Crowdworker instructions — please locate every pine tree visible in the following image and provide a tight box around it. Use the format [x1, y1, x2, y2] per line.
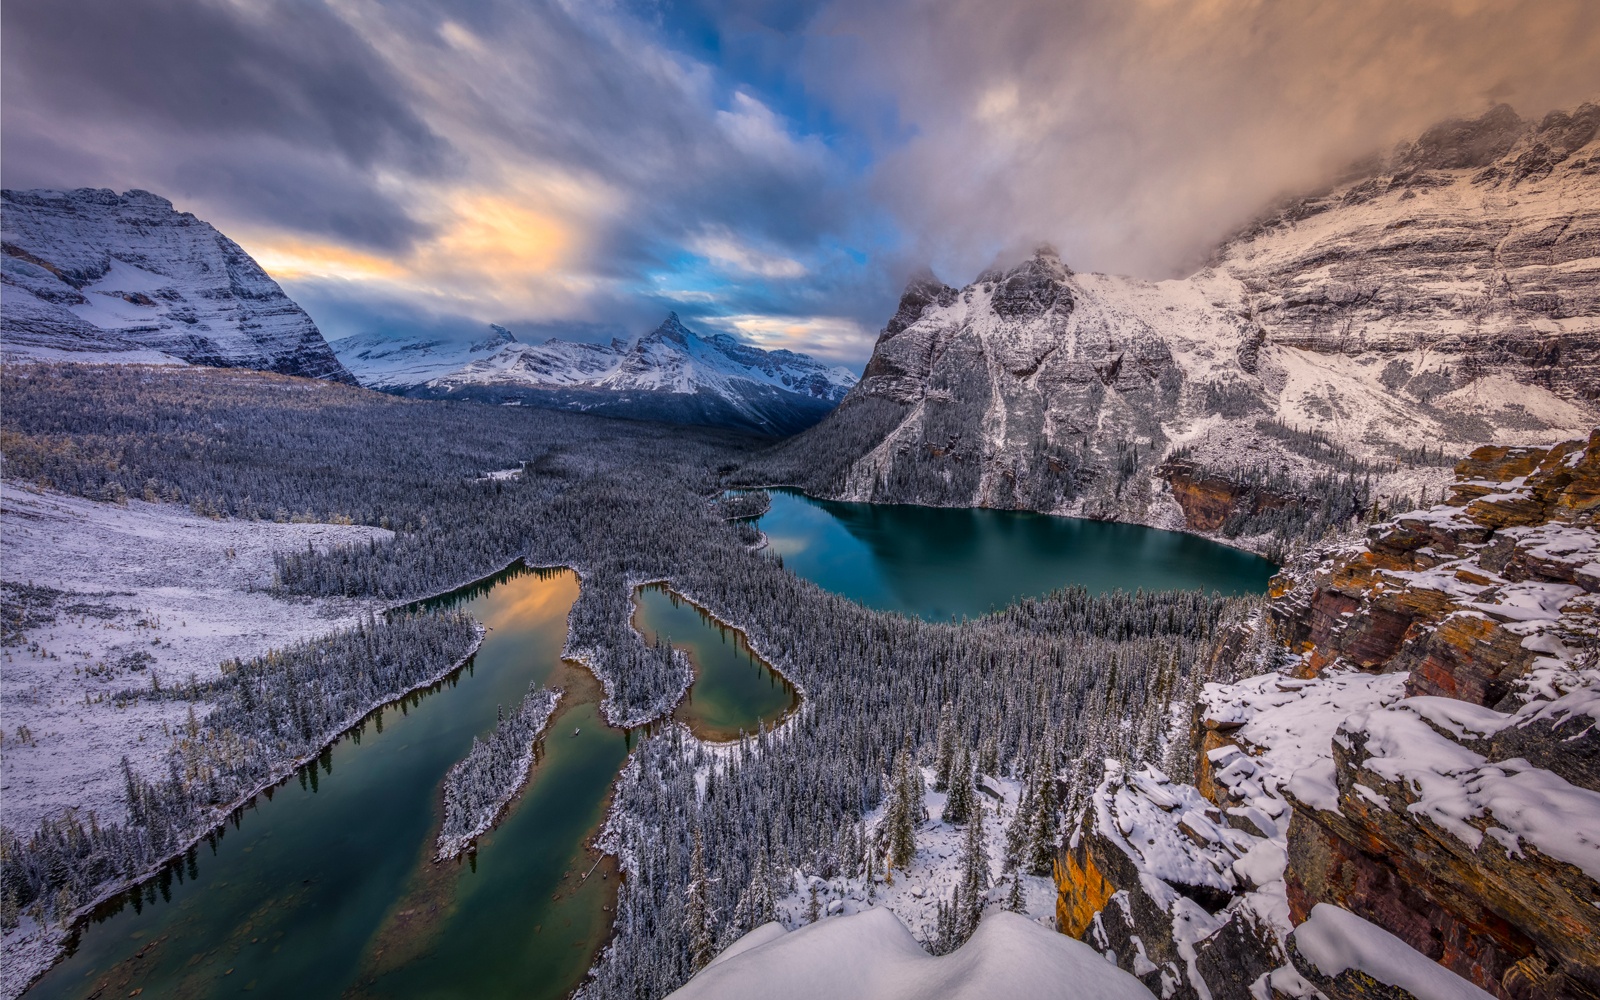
[685, 828, 715, 972]
[1024, 746, 1059, 876]
[1004, 869, 1025, 913]
[942, 747, 974, 825]
[806, 880, 821, 923]
[956, 801, 989, 938]
[885, 745, 918, 869]
[933, 704, 957, 791]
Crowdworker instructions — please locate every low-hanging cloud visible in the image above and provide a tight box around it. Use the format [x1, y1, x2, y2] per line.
[807, 0, 1600, 281]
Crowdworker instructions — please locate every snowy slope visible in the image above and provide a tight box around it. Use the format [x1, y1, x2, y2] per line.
[667, 908, 1155, 1000]
[340, 313, 857, 435]
[766, 101, 1600, 524]
[1, 188, 355, 383]
[329, 324, 522, 389]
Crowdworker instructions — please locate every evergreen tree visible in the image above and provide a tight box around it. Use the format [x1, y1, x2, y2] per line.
[956, 801, 989, 938]
[933, 705, 957, 791]
[685, 829, 715, 972]
[942, 747, 974, 825]
[1004, 870, 1026, 914]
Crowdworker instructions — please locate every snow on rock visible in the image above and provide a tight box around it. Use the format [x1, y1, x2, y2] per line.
[0, 482, 389, 833]
[1339, 704, 1600, 880]
[1, 188, 355, 383]
[1202, 669, 1409, 814]
[1291, 904, 1496, 1000]
[668, 908, 1156, 1000]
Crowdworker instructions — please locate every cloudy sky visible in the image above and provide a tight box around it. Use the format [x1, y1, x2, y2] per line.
[4, 0, 1598, 365]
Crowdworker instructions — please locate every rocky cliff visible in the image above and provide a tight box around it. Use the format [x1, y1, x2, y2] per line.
[1053, 431, 1600, 1000]
[741, 103, 1600, 551]
[1, 188, 355, 383]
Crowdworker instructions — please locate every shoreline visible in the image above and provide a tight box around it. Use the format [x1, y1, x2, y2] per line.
[3, 554, 561, 1000]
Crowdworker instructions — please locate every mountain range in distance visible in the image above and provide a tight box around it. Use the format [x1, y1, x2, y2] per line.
[331, 313, 858, 437]
[0, 187, 855, 436]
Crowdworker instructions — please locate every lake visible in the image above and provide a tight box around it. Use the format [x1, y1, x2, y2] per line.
[750, 488, 1277, 619]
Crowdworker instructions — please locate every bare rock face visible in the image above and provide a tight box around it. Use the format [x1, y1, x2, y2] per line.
[1, 188, 355, 384]
[752, 102, 1600, 537]
[1219, 103, 1600, 405]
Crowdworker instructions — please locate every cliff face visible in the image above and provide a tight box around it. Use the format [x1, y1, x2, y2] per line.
[1054, 430, 1600, 1000]
[1, 188, 355, 384]
[746, 103, 1600, 545]
[1217, 104, 1600, 405]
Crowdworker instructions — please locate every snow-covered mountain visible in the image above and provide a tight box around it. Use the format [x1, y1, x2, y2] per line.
[328, 323, 522, 389]
[336, 313, 858, 436]
[748, 102, 1600, 527]
[1, 188, 354, 383]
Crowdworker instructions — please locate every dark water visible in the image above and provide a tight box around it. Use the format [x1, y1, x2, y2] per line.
[25, 565, 793, 1000]
[632, 584, 798, 741]
[752, 489, 1276, 619]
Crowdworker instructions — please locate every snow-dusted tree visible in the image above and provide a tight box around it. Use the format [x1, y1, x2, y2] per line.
[942, 747, 975, 825]
[956, 801, 989, 937]
[977, 731, 999, 777]
[882, 744, 918, 869]
[933, 704, 957, 791]
[1022, 741, 1060, 876]
[685, 828, 715, 972]
[1004, 870, 1025, 913]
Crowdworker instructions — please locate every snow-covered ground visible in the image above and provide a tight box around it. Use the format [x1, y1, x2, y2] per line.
[767, 768, 1058, 943]
[667, 907, 1156, 1000]
[0, 482, 390, 834]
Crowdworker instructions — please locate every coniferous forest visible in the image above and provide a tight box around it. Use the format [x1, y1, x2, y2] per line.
[1, 363, 1274, 997]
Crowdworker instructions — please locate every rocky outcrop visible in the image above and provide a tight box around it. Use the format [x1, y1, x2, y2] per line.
[1058, 432, 1600, 1000]
[1, 188, 355, 383]
[1262, 430, 1600, 999]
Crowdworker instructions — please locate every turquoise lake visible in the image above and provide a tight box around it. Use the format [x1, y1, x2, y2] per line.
[751, 489, 1277, 619]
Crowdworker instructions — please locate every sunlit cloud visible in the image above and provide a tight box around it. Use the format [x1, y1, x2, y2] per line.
[689, 228, 808, 278]
[713, 314, 874, 365]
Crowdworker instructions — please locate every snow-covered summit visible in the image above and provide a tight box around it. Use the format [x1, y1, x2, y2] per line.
[1, 188, 355, 383]
[337, 312, 858, 435]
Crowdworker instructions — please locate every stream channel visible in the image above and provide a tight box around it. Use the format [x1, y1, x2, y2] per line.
[26, 564, 793, 1000]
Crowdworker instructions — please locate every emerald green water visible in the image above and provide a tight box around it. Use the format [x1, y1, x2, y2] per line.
[632, 584, 798, 741]
[752, 489, 1276, 619]
[24, 565, 793, 1000]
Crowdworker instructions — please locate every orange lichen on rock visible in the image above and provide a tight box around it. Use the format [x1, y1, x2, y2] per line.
[1053, 839, 1116, 939]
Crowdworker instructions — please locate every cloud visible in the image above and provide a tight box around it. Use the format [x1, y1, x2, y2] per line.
[805, 0, 1600, 280]
[3, 0, 1596, 367]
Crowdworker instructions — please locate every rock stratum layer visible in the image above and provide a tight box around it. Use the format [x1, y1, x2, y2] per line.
[746, 103, 1600, 541]
[1053, 431, 1600, 1000]
[1, 188, 354, 383]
